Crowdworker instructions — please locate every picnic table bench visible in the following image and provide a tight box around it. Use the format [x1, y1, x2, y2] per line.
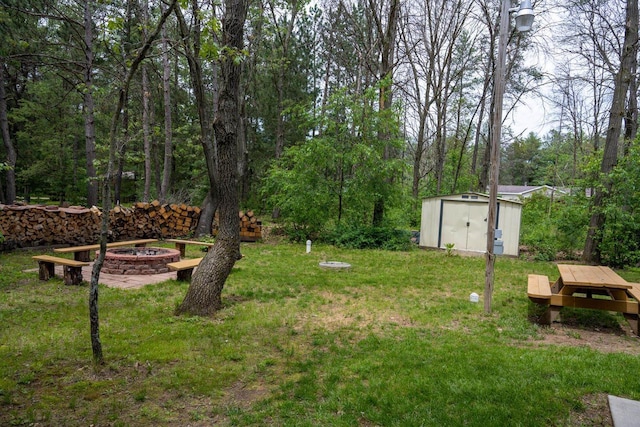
[528, 265, 640, 335]
[32, 254, 89, 285]
[167, 257, 203, 281]
[527, 274, 551, 304]
[165, 239, 214, 257]
[54, 239, 158, 262]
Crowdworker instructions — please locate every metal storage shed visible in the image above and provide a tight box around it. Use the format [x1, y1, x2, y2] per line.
[419, 192, 522, 256]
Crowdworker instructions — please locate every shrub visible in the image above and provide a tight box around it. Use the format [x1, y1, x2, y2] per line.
[584, 144, 640, 268]
[520, 193, 587, 261]
[326, 224, 412, 251]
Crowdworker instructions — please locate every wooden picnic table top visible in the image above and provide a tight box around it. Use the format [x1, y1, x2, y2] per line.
[557, 264, 631, 290]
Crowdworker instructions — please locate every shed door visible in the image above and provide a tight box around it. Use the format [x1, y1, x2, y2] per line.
[440, 201, 487, 252]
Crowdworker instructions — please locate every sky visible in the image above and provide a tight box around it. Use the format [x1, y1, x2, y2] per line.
[510, 94, 554, 137]
[508, 3, 561, 139]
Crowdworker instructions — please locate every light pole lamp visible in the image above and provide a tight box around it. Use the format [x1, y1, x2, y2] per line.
[484, 0, 533, 314]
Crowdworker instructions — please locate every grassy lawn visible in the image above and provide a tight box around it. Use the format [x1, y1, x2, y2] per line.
[2, 243, 640, 426]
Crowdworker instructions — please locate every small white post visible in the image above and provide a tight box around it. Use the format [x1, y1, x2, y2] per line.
[306, 240, 312, 253]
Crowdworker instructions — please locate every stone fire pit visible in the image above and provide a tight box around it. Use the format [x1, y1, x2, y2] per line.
[100, 247, 180, 275]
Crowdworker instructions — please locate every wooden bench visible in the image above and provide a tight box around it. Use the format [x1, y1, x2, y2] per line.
[167, 258, 203, 281]
[527, 274, 562, 325]
[626, 283, 640, 302]
[54, 239, 158, 261]
[527, 274, 552, 304]
[165, 239, 214, 257]
[32, 255, 89, 286]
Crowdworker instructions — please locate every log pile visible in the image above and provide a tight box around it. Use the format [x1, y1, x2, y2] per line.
[0, 205, 102, 247]
[129, 201, 201, 239]
[0, 201, 262, 248]
[212, 210, 263, 242]
[239, 210, 262, 241]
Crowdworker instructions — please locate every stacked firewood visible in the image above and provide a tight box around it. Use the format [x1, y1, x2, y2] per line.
[131, 201, 201, 239]
[212, 210, 263, 242]
[0, 201, 262, 248]
[0, 204, 101, 246]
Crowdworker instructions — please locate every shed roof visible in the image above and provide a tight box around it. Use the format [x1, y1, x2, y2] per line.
[422, 192, 522, 205]
[497, 185, 568, 196]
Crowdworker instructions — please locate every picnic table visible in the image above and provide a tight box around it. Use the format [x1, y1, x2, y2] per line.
[53, 238, 158, 262]
[528, 264, 640, 335]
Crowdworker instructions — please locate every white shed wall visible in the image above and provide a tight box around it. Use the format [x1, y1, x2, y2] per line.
[419, 198, 440, 248]
[419, 193, 521, 256]
[496, 202, 522, 255]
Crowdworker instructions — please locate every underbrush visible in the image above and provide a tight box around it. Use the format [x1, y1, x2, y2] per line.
[325, 224, 413, 251]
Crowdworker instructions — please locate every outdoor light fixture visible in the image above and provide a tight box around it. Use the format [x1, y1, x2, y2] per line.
[512, 0, 534, 32]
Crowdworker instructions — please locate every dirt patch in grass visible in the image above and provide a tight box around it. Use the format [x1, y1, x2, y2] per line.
[298, 290, 415, 334]
[566, 393, 613, 427]
[220, 380, 271, 409]
[531, 323, 640, 354]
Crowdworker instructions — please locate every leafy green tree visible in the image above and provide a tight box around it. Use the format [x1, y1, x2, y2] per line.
[262, 85, 406, 240]
[520, 192, 588, 261]
[12, 77, 85, 202]
[243, 0, 319, 210]
[0, 0, 48, 203]
[501, 132, 543, 185]
[583, 0, 638, 264]
[586, 143, 640, 267]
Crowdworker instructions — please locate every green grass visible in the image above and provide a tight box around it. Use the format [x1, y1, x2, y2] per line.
[1, 243, 639, 426]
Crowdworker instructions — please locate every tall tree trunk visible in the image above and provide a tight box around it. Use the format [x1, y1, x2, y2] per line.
[142, 0, 152, 202]
[583, 0, 638, 264]
[434, 97, 447, 194]
[159, 12, 173, 202]
[115, 0, 134, 205]
[371, 0, 399, 226]
[412, 113, 428, 200]
[623, 70, 638, 156]
[176, 0, 247, 316]
[175, 1, 220, 236]
[142, 64, 152, 202]
[83, 0, 98, 207]
[90, 0, 178, 364]
[268, 0, 299, 219]
[114, 104, 129, 204]
[0, 58, 16, 204]
[196, 190, 218, 237]
[471, 67, 491, 181]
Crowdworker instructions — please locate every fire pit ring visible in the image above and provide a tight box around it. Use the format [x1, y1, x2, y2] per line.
[100, 247, 181, 275]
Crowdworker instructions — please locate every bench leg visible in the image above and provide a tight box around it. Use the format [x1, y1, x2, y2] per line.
[74, 250, 91, 262]
[176, 268, 194, 281]
[38, 261, 55, 281]
[63, 266, 84, 286]
[541, 305, 561, 325]
[623, 313, 639, 336]
[175, 243, 186, 257]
